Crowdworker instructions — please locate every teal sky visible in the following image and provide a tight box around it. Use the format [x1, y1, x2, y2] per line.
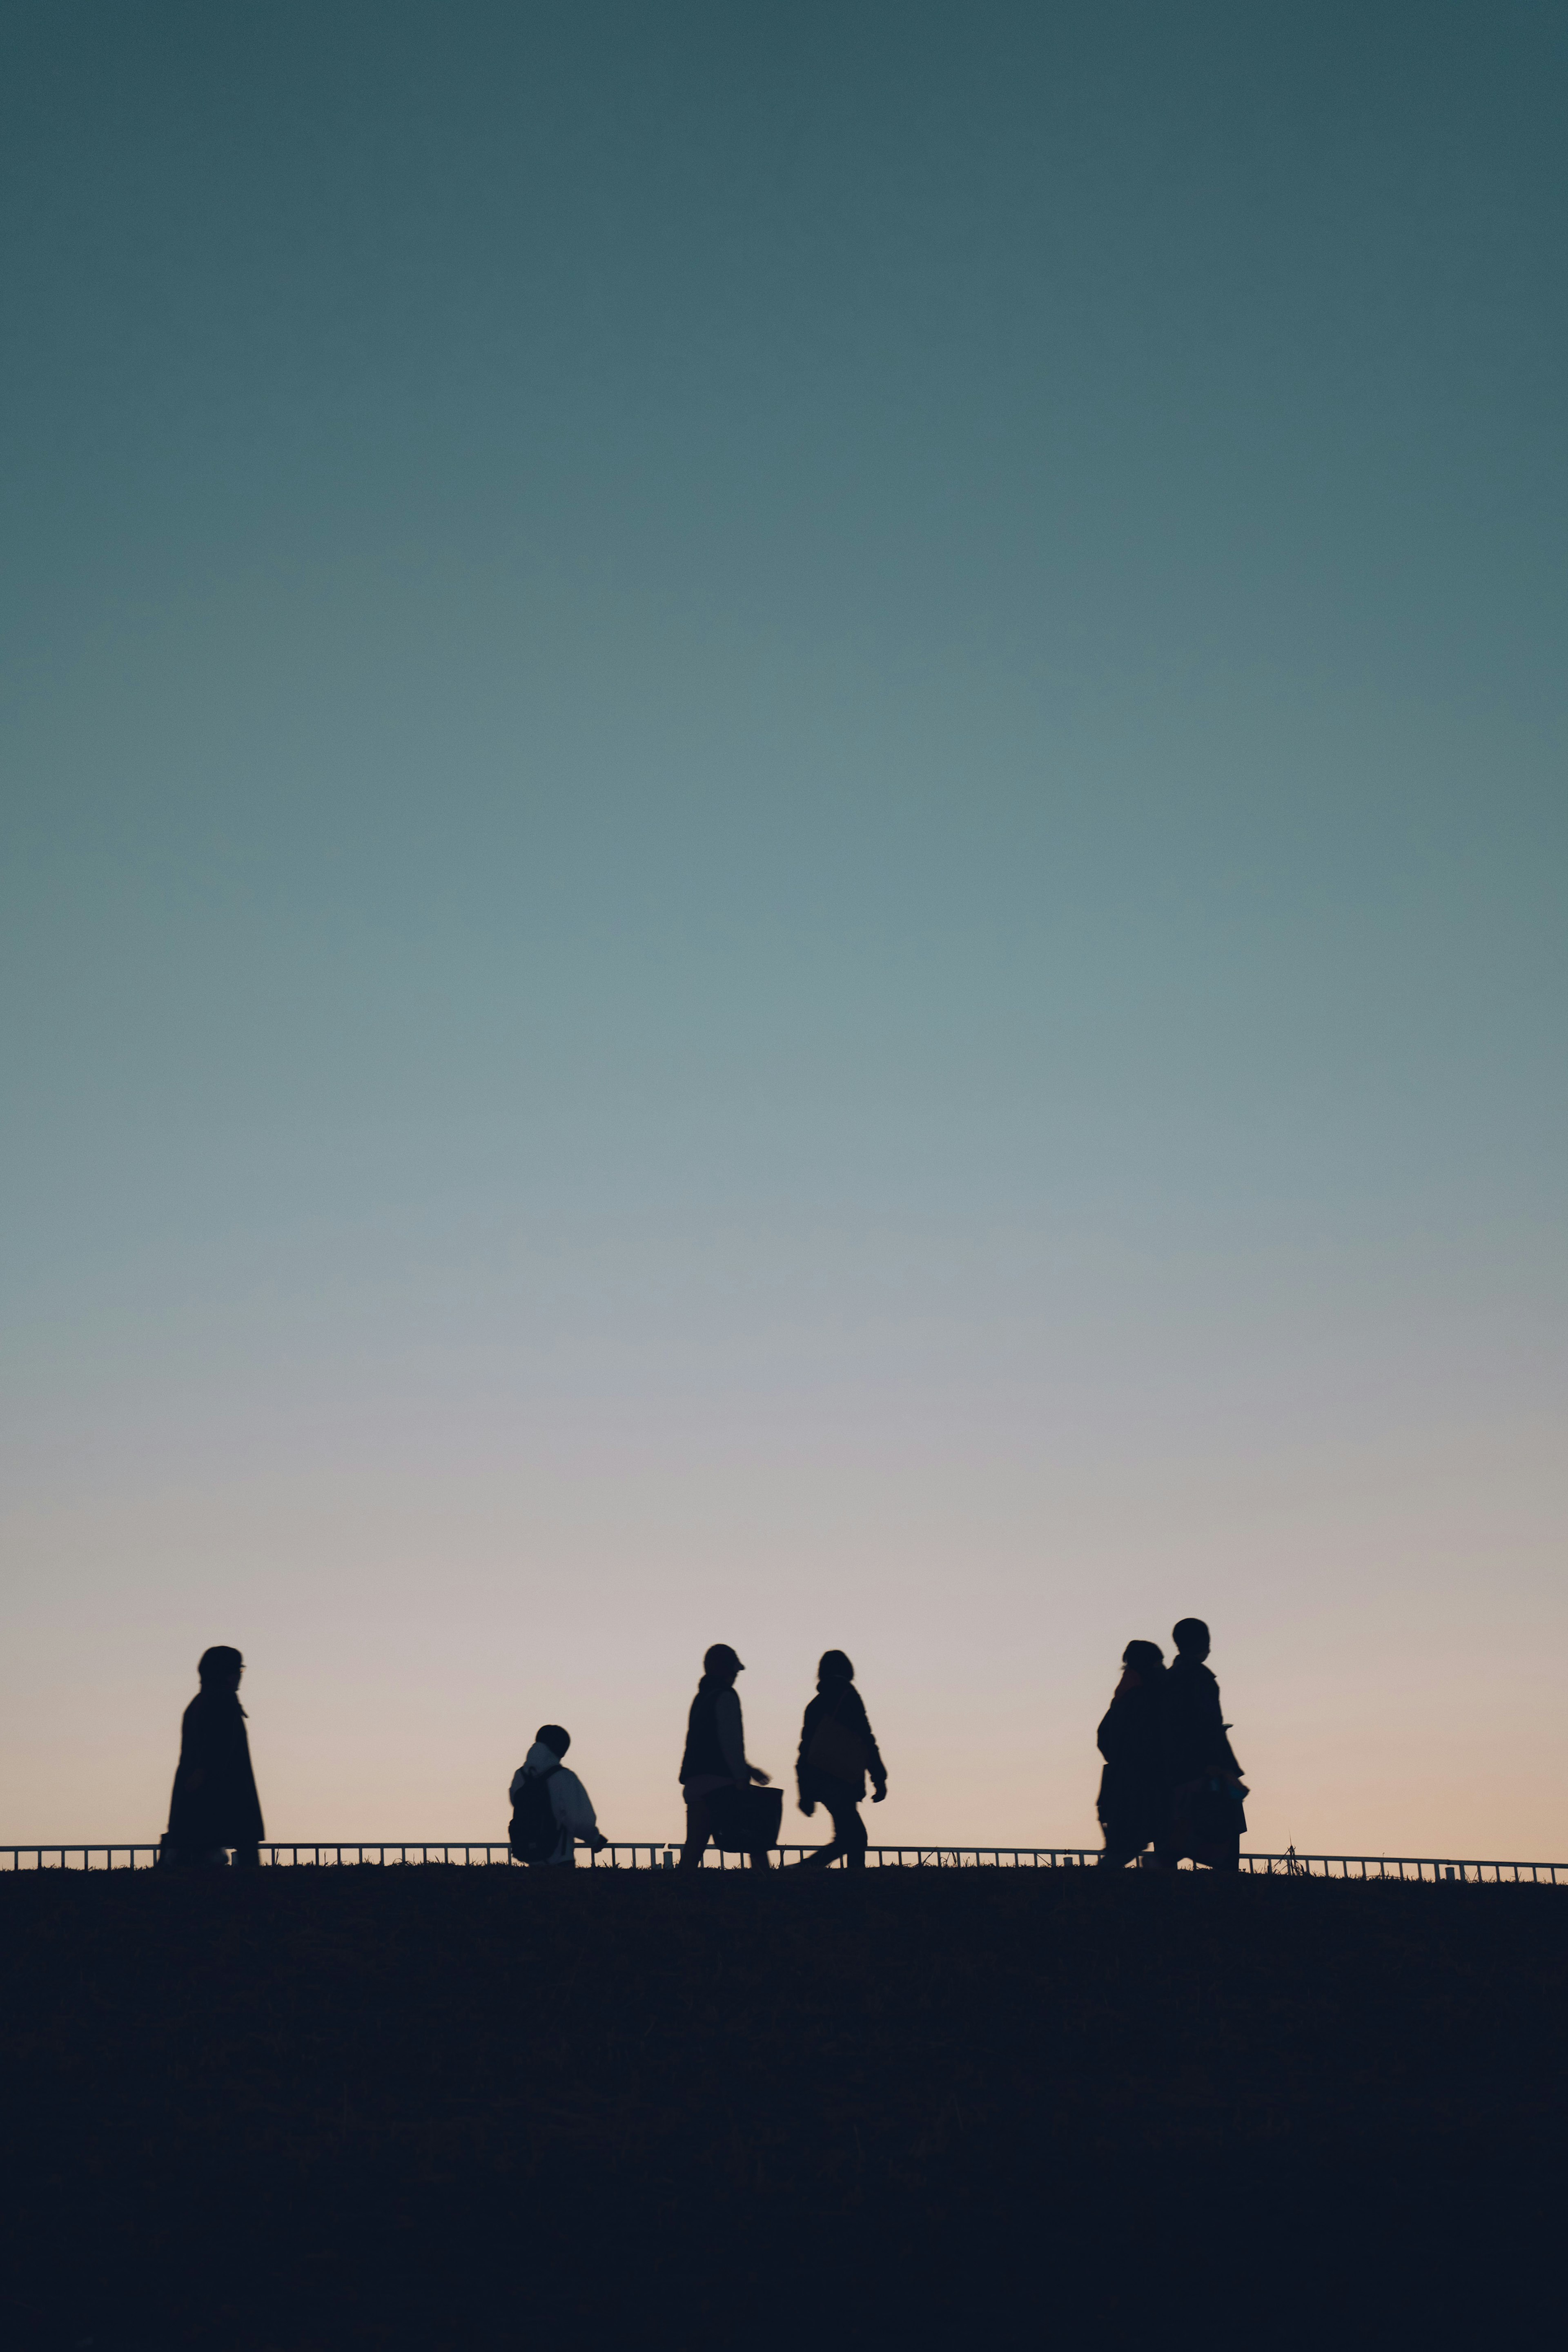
[2, 1, 1564, 1857]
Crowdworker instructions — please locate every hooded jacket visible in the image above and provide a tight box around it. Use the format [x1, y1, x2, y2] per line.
[508, 1741, 602, 1864]
[796, 1674, 886, 1804]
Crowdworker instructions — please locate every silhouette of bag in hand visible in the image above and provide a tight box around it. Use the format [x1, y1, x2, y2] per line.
[707, 1783, 784, 1853]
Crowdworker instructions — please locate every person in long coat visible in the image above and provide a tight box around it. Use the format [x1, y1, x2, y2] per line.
[791, 1650, 887, 1870]
[1155, 1617, 1247, 1871]
[162, 1646, 265, 1868]
[1096, 1639, 1167, 1867]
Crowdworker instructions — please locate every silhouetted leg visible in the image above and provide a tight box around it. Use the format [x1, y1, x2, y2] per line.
[836, 1796, 868, 1868]
[795, 1788, 864, 1868]
[1155, 1786, 1194, 1870]
[679, 1794, 713, 1875]
[231, 1844, 261, 1869]
[793, 1810, 844, 1867]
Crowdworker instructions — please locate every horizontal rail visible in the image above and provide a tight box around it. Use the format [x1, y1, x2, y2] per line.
[0, 1843, 1563, 1883]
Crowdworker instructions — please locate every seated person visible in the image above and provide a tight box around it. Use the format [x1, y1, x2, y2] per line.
[508, 1724, 609, 1866]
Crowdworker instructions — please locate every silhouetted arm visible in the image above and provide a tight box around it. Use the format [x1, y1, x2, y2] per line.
[1204, 1675, 1242, 1777]
[552, 1768, 609, 1851]
[1098, 1670, 1138, 1764]
[714, 1687, 745, 1779]
[796, 1697, 821, 1814]
[180, 1694, 214, 1788]
[853, 1690, 888, 1797]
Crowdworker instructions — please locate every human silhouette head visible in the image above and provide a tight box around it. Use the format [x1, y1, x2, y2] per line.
[703, 1643, 744, 1683]
[1172, 1619, 1210, 1661]
[198, 1645, 244, 1692]
[1122, 1640, 1165, 1676]
[535, 1724, 570, 1759]
[818, 1649, 855, 1683]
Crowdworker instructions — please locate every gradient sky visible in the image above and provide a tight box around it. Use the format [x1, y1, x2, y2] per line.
[2, 1, 1564, 1860]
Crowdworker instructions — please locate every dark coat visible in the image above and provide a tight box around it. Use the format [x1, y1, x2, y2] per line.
[165, 1688, 265, 1850]
[679, 1676, 729, 1785]
[796, 1676, 886, 1804]
[1160, 1655, 1242, 1788]
[1096, 1666, 1167, 1841]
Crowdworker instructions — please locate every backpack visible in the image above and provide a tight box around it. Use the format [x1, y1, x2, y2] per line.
[509, 1764, 562, 1864]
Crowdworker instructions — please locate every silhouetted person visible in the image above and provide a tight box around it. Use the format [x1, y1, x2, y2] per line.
[508, 1724, 609, 1867]
[1155, 1617, 1247, 1871]
[678, 1644, 773, 1873]
[790, 1650, 887, 1870]
[160, 1646, 264, 1869]
[1096, 1639, 1167, 1868]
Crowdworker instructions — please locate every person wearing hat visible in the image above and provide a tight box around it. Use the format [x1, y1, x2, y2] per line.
[677, 1643, 773, 1873]
[160, 1645, 265, 1868]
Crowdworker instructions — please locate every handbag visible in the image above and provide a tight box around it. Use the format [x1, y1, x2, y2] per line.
[707, 1782, 784, 1853]
[806, 1692, 869, 1784]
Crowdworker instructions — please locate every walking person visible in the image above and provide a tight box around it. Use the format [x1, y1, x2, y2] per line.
[1095, 1639, 1167, 1867]
[160, 1645, 265, 1869]
[1155, 1618, 1248, 1872]
[508, 1724, 610, 1866]
[678, 1644, 776, 1873]
[790, 1650, 887, 1870]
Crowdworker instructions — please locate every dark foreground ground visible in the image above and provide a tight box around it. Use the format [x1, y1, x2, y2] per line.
[1, 1867, 1564, 2351]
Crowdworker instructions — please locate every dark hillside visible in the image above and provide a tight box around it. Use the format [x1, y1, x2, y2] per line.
[1, 1868, 1563, 2349]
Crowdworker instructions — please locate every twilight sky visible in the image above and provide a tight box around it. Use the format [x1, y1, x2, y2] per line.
[2, 0, 1564, 1860]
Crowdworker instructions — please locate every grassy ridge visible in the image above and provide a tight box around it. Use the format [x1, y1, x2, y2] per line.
[1, 1868, 1564, 2348]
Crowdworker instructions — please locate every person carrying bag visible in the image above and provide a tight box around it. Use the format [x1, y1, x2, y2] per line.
[678, 1644, 777, 1873]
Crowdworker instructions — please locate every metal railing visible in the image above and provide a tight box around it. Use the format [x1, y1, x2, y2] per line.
[0, 1842, 1563, 1883]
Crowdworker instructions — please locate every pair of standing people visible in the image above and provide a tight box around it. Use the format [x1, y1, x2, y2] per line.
[1096, 1617, 1247, 1871]
[678, 1644, 888, 1872]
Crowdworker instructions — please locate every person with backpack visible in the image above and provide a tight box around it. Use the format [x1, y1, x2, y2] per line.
[790, 1650, 886, 1870]
[159, 1645, 265, 1868]
[1154, 1618, 1248, 1871]
[1095, 1639, 1167, 1867]
[678, 1644, 777, 1873]
[508, 1725, 609, 1867]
